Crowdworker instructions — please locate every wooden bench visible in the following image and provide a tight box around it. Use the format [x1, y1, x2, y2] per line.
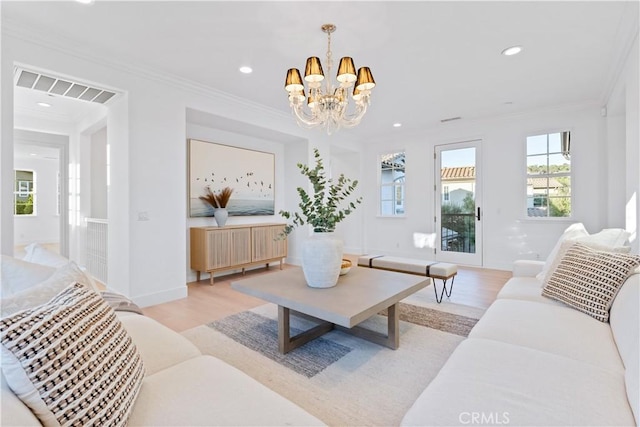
[357, 255, 458, 303]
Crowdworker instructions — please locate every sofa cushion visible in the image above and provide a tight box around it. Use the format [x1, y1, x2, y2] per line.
[609, 273, 639, 424]
[542, 243, 640, 322]
[1, 255, 56, 296]
[118, 314, 201, 375]
[22, 242, 69, 268]
[1, 372, 41, 426]
[1, 261, 98, 317]
[401, 338, 635, 426]
[496, 276, 565, 306]
[469, 299, 624, 372]
[1, 283, 145, 427]
[128, 355, 325, 426]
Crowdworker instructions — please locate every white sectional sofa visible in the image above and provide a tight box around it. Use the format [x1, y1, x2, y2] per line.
[1, 250, 324, 427]
[402, 228, 639, 426]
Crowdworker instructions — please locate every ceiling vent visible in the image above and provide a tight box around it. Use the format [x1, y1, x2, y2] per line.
[14, 67, 117, 104]
[440, 116, 462, 123]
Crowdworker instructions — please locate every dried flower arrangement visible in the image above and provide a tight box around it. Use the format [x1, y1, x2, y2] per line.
[199, 186, 234, 209]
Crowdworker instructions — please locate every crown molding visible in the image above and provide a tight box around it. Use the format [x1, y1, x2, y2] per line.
[2, 19, 291, 123]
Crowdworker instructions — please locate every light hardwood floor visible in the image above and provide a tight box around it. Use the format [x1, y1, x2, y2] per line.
[143, 256, 512, 333]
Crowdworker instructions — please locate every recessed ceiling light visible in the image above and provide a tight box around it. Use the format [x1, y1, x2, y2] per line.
[393, 123, 402, 128]
[501, 45, 523, 56]
[75, 0, 95, 4]
[37, 102, 51, 107]
[30, 153, 37, 156]
[239, 66, 253, 74]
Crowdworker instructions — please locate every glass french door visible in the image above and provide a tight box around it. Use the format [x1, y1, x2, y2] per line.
[434, 140, 483, 266]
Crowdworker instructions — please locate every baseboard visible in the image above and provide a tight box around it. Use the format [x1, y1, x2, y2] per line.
[133, 286, 187, 308]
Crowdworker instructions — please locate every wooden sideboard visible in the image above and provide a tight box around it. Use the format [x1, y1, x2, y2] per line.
[190, 223, 287, 284]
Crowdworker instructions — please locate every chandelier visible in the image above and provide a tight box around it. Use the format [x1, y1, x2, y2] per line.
[284, 24, 376, 135]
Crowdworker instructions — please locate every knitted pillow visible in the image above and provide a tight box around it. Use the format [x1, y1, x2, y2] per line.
[0, 283, 145, 426]
[542, 243, 640, 322]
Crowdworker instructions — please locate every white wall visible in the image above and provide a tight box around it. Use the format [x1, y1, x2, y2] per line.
[606, 34, 639, 253]
[13, 156, 59, 246]
[90, 126, 108, 219]
[361, 105, 608, 270]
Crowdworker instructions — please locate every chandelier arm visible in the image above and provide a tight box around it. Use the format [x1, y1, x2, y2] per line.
[337, 102, 369, 128]
[291, 102, 323, 128]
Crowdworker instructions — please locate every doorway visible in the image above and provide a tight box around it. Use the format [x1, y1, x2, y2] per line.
[13, 130, 70, 258]
[434, 140, 483, 266]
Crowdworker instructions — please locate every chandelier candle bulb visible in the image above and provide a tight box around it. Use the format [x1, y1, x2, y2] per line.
[284, 23, 376, 135]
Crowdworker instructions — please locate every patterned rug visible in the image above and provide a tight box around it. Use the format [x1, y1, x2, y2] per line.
[208, 302, 478, 379]
[209, 311, 352, 378]
[183, 296, 484, 426]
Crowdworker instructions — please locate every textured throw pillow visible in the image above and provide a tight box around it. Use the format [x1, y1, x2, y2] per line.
[1, 255, 56, 297]
[542, 243, 640, 322]
[1, 261, 98, 317]
[0, 283, 145, 426]
[22, 243, 69, 268]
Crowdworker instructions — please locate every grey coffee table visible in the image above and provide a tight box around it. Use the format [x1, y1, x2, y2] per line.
[231, 266, 428, 353]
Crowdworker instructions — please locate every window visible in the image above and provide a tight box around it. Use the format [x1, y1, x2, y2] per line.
[379, 151, 405, 215]
[526, 131, 571, 218]
[443, 185, 450, 202]
[14, 170, 35, 215]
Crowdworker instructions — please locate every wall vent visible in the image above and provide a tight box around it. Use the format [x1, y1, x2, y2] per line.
[440, 116, 462, 123]
[14, 67, 117, 105]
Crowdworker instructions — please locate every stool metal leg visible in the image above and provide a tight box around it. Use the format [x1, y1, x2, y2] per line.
[444, 275, 455, 297]
[432, 276, 455, 304]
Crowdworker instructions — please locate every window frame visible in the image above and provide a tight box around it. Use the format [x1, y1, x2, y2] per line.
[378, 151, 406, 217]
[525, 131, 572, 220]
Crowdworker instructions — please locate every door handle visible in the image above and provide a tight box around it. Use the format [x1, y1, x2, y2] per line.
[476, 207, 481, 221]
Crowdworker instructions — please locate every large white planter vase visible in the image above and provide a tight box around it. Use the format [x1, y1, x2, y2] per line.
[301, 232, 344, 288]
[213, 208, 228, 227]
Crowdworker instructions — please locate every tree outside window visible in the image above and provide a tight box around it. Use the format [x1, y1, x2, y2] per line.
[15, 170, 35, 215]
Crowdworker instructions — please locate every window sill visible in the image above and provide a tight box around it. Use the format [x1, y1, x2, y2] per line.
[376, 215, 406, 219]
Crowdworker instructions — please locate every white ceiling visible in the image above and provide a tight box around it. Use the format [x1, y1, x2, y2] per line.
[4, 1, 638, 140]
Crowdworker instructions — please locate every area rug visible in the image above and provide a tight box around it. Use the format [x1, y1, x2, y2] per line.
[182, 294, 484, 426]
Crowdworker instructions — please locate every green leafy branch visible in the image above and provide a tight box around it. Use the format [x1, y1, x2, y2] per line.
[279, 148, 362, 237]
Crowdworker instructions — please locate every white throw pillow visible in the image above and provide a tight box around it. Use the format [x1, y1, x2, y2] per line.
[0, 283, 145, 427]
[0, 255, 56, 297]
[1, 261, 98, 317]
[22, 243, 69, 268]
[577, 228, 631, 251]
[536, 223, 589, 281]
